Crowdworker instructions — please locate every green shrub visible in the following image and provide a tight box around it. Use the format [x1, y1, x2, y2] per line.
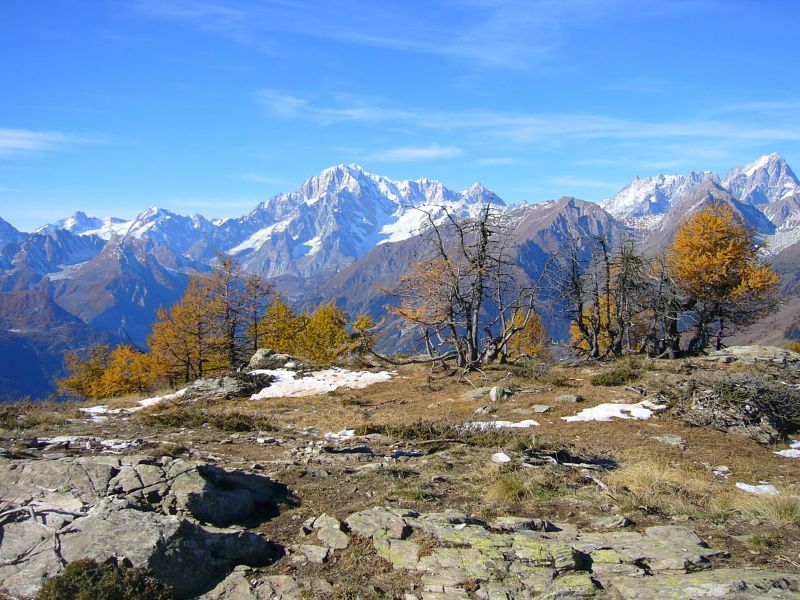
[36, 559, 173, 600]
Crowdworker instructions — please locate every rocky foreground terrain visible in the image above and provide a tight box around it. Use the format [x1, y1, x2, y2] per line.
[1, 347, 800, 599]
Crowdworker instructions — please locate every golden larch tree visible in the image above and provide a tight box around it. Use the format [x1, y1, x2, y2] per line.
[669, 202, 780, 352]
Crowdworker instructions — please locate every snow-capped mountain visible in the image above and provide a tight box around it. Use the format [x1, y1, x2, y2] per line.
[36, 211, 130, 239]
[216, 164, 504, 277]
[601, 171, 719, 225]
[722, 152, 800, 208]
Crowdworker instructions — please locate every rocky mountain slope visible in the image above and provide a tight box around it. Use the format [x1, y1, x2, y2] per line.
[3, 155, 800, 398]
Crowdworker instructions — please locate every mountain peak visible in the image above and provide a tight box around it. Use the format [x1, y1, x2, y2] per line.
[722, 152, 799, 206]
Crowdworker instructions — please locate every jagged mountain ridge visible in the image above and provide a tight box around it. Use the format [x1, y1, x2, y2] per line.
[3, 155, 800, 398]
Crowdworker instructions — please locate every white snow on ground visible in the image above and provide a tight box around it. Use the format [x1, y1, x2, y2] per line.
[36, 436, 139, 451]
[463, 419, 539, 430]
[324, 429, 356, 441]
[491, 452, 512, 463]
[562, 400, 666, 423]
[80, 388, 187, 420]
[736, 482, 780, 496]
[775, 440, 800, 458]
[250, 368, 393, 399]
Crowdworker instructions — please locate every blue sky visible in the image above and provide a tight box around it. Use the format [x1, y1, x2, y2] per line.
[2, 0, 800, 231]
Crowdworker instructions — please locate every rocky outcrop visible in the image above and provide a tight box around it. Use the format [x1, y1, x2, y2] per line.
[222, 507, 798, 600]
[185, 372, 276, 400]
[0, 455, 287, 598]
[247, 349, 300, 370]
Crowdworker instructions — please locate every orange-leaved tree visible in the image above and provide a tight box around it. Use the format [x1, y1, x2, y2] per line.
[669, 202, 780, 352]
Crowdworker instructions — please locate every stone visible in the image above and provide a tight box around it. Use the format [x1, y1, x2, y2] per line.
[464, 386, 493, 400]
[185, 372, 275, 400]
[248, 348, 300, 370]
[489, 386, 512, 402]
[545, 574, 598, 598]
[337, 508, 791, 599]
[475, 404, 496, 415]
[313, 513, 350, 549]
[491, 516, 554, 532]
[0, 455, 287, 598]
[533, 404, 554, 413]
[491, 452, 512, 463]
[555, 394, 584, 403]
[590, 515, 633, 530]
[200, 570, 305, 600]
[652, 434, 687, 450]
[608, 568, 800, 599]
[297, 544, 330, 564]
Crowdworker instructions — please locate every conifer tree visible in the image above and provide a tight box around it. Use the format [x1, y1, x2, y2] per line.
[297, 302, 349, 362]
[57, 344, 111, 399]
[669, 202, 780, 351]
[257, 294, 303, 353]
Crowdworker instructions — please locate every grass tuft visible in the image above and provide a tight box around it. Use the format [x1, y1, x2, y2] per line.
[607, 459, 713, 516]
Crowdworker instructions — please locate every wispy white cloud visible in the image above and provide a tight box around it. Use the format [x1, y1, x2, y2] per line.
[131, 0, 650, 69]
[256, 90, 800, 146]
[0, 128, 99, 157]
[368, 144, 464, 162]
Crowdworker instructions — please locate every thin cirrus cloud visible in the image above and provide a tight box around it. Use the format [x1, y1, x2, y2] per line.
[367, 145, 464, 162]
[0, 128, 103, 158]
[0, 128, 71, 157]
[256, 89, 800, 146]
[130, 0, 632, 69]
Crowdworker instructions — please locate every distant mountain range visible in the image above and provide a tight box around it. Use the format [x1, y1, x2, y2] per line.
[2, 155, 799, 398]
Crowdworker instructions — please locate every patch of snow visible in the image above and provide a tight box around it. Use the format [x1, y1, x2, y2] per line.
[735, 482, 780, 496]
[491, 452, 512, 463]
[137, 388, 186, 409]
[463, 419, 539, 430]
[80, 388, 187, 420]
[229, 220, 291, 254]
[303, 233, 323, 256]
[35, 436, 138, 451]
[47, 260, 90, 281]
[324, 429, 355, 441]
[250, 368, 392, 399]
[775, 440, 800, 458]
[561, 400, 666, 423]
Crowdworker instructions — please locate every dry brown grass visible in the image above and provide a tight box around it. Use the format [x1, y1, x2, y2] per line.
[607, 459, 716, 516]
[0, 400, 81, 431]
[486, 464, 565, 508]
[737, 493, 800, 526]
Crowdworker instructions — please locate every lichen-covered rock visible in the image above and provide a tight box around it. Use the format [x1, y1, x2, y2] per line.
[0, 455, 287, 598]
[608, 568, 800, 599]
[337, 508, 789, 599]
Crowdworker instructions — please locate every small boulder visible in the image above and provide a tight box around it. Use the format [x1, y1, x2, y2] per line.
[591, 515, 633, 530]
[313, 513, 350, 549]
[248, 348, 300, 370]
[556, 394, 584, 403]
[489, 386, 512, 402]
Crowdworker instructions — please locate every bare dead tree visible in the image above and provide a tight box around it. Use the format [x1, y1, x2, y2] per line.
[385, 203, 549, 374]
